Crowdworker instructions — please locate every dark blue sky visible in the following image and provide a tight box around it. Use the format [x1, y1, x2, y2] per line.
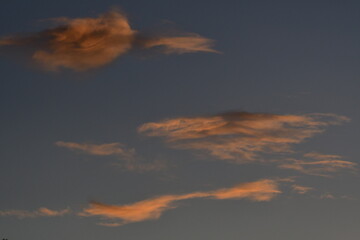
[1, 1, 360, 239]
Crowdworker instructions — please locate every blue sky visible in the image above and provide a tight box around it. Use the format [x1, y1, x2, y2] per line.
[1, 1, 360, 239]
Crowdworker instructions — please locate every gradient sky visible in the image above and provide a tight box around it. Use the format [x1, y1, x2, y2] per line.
[1, 0, 360, 239]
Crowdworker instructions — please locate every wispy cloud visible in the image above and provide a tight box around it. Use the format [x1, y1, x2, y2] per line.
[142, 35, 219, 54]
[138, 112, 349, 163]
[56, 141, 166, 172]
[0, 208, 70, 219]
[209, 179, 281, 201]
[278, 152, 357, 177]
[55, 141, 135, 158]
[80, 179, 280, 226]
[115, 159, 167, 173]
[0, 10, 217, 71]
[292, 184, 313, 194]
[320, 193, 336, 199]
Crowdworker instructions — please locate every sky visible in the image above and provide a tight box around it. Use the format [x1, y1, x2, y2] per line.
[1, 0, 360, 239]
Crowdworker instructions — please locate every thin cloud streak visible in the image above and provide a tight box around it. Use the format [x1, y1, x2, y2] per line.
[55, 141, 135, 158]
[138, 112, 349, 163]
[0, 10, 217, 71]
[292, 185, 313, 194]
[0, 208, 70, 218]
[116, 159, 167, 173]
[320, 193, 336, 199]
[278, 152, 357, 177]
[80, 179, 280, 226]
[56, 141, 166, 172]
[142, 35, 219, 54]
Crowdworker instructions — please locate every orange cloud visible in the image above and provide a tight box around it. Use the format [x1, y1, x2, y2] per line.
[56, 141, 166, 172]
[278, 152, 357, 177]
[209, 179, 281, 201]
[80, 193, 207, 226]
[55, 141, 135, 158]
[80, 179, 280, 226]
[138, 112, 349, 163]
[0, 207, 70, 218]
[0, 10, 217, 71]
[142, 35, 218, 54]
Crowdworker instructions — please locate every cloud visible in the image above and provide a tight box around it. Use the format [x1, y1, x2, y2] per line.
[117, 159, 167, 173]
[209, 179, 281, 201]
[278, 152, 357, 177]
[292, 184, 313, 194]
[138, 112, 349, 163]
[55, 141, 135, 158]
[0, 207, 70, 219]
[80, 193, 207, 226]
[142, 35, 219, 54]
[80, 179, 280, 226]
[0, 10, 217, 71]
[320, 193, 336, 199]
[56, 141, 166, 172]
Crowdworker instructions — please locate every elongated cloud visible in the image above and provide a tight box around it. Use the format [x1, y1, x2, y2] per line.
[138, 112, 349, 163]
[278, 152, 357, 176]
[0, 207, 70, 219]
[117, 159, 167, 172]
[292, 185, 313, 194]
[56, 141, 135, 158]
[80, 179, 280, 226]
[0, 10, 217, 71]
[142, 35, 219, 54]
[56, 141, 166, 172]
[320, 193, 336, 199]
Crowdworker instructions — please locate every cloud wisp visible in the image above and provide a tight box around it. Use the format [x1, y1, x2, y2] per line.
[56, 141, 166, 172]
[0, 10, 217, 71]
[0, 207, 70, 219]
[292, 184, 314, 194]
[80, 179, 281, 226]
[56, 141, 135, 158]
[278, 152, 357, 177]
[138, 112, 349, 163]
